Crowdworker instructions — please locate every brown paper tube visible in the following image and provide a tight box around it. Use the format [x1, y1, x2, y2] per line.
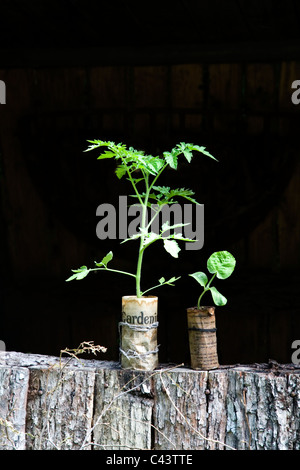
[120, 295, 159, 370]
[187, 306, 219, 370]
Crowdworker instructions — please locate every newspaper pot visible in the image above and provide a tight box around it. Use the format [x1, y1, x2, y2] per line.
[119, 295, 159, 370]
[187, 306, 219, 370]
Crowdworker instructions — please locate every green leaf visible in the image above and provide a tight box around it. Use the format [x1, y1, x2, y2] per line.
[75, 269, 90, 280]
[163, 151, 178, 170]
[192, 145, 218, 161]
[165, 276, 180, 285]
[189, 271, 208, 287]
[130, 177, 144, 185]
[97, 150, 116, 160]
[65, 273, 79, 282]
[210, 286, 227, 306]
[94, 251, 113, 268]
[152, 185, 171, 195]
[163, 239, 181, 258]
[161, 221, 190, 235]
[207, 251, 236, 279]
[84, 140, 114, 152]
[179, 144, 193, 163]
[143, 232, 161, 248]
[101, 251, 113, 267]
[115, 165, 127, 179]
[152, 186, 200, 205]
[147, 157, 164, 174]
[181, 195, 201, 205]
[71, 265, 88, 273]
[66, 265, 90, 281]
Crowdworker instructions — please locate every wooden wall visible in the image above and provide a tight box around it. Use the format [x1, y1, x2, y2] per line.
[0, 61, 299, 364]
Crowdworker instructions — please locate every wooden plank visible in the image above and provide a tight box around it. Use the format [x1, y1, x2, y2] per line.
[153, 368, 209, 450]
[92, 368, 153, 450]
[1, 351, 300, 450]
[0, 365, 29, 450]
[25, 366, 96, 450]
[226, 369, 300, 450]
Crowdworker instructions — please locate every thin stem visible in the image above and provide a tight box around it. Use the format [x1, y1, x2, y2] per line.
[122, 155, 144, 206]
[148, 162, 168, 192]
[90, 267, 136, 279]
[144, 205, 162, 233]
[135, 171, 150, 297]
[141, 282, 163, 296]
[197, 272, 216, 308]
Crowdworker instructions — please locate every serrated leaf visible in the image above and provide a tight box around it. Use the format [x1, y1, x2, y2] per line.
[152, 185, 171, 194]
[120, 233, 141, 244]
[143, 232, 161, 248]
[207, 251, 236, 279]
[147, 157, 164, 174]
[183, 149, 193, 162]
[163, 239, 181, 258]
[173, 233, 196, 242]
[115, 165, 127, 179]
[192, 145, 218, 161]
[130, 177, 144, 185]
[161, 221, 190, 234]
[189, 271, 208, 287]
[181, 195, 201, 205]
[210, 286, 227, 306]
[163, 151, 178, 170]
[97, 150, 116, 160]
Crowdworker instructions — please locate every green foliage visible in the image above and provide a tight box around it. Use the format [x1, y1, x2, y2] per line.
[190, 251, 236, 308]
[67, 140, 217, 297]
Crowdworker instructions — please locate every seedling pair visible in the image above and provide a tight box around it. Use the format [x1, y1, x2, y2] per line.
[66, 140, 236, 309]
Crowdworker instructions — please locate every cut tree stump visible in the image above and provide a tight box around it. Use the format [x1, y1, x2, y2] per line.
[0, 351, 300, 450]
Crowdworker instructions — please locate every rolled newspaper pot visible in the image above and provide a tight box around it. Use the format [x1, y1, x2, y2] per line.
[187, 306, 219, 370]
[120, 295, 159, 370]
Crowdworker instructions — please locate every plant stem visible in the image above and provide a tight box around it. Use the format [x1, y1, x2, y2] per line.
[122, 158, 169, 298]
[91, 267, 136, 278]
[197, 273, 216, 308]
[135, 172, 149, 297]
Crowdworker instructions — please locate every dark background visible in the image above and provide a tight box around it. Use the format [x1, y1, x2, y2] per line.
[0, 0, 300, 366]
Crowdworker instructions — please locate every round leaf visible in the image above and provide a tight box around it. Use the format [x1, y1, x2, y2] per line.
[189, 271, 208, 287]
[207, 251, 236, 279]
[210, 286, 227, 306]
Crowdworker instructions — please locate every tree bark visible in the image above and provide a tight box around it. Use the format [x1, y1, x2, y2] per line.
[1, 351, 300, 450]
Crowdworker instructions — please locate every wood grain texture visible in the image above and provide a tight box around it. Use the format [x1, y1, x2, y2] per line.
[0, 366, 29, 449]
[1, 352, 300, 450]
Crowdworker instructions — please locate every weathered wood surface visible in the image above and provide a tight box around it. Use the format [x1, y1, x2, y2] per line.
[0, 351, 300, 450]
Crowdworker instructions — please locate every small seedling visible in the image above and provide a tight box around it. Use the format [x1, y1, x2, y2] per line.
[189, 251, 236, 308]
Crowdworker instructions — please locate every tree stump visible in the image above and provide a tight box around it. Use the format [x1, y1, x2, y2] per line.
[0, 351, 300, 450]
